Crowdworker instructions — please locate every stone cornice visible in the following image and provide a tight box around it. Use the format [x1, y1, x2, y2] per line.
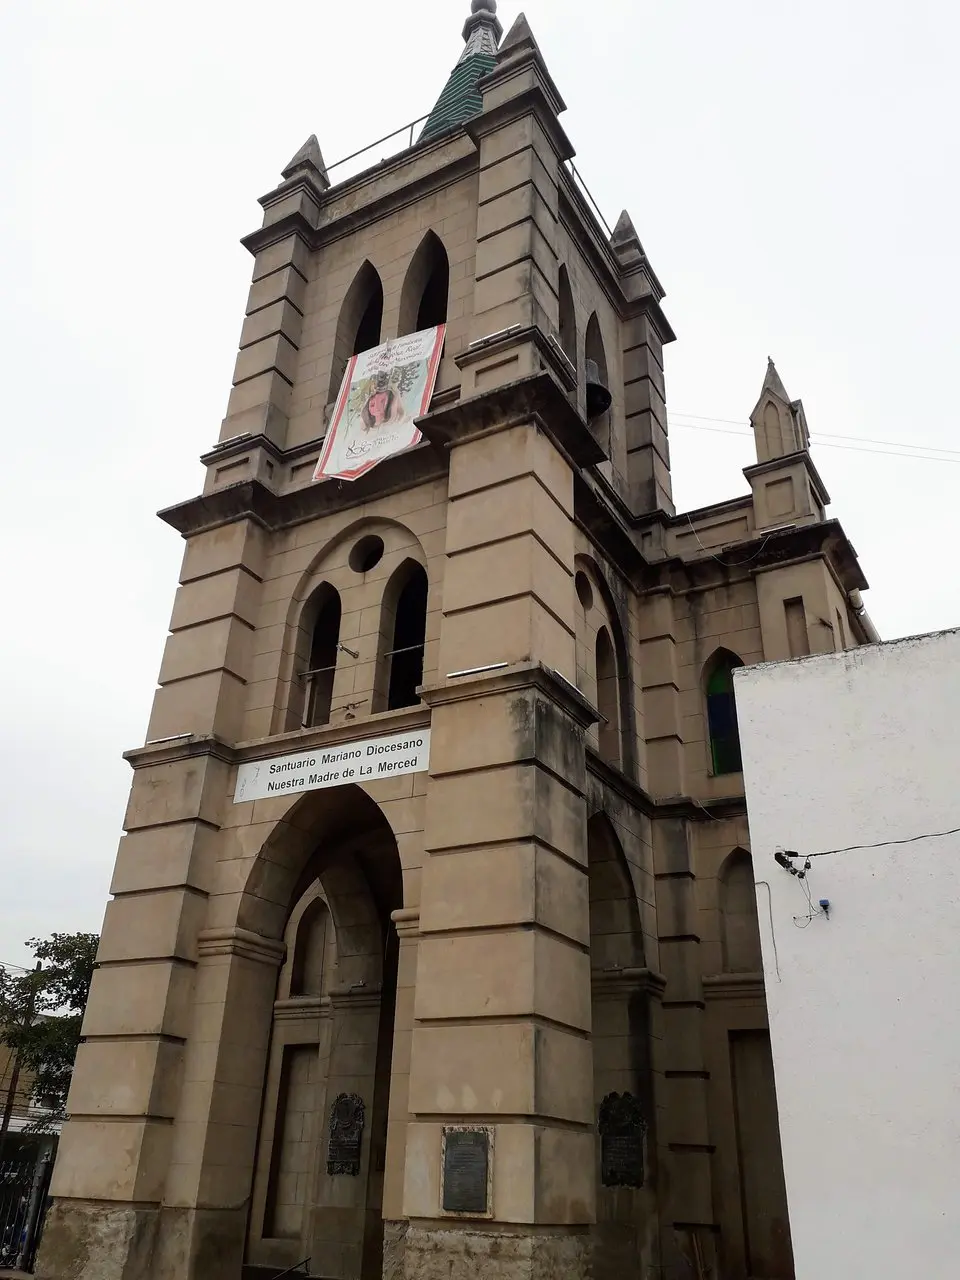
[743, 448, 832, 509]
[196, 927, 286, 967]
[158, 444, 448, 540]
[421, 367, 603, 469]
[703, 973, 767, 1003]
[454, 323, 576, 392]
[469, 82, 573, 160]
[420, 661, 599, 730]
[243, 138, 479, 259]
[329, 983, 383, 1011]
[586, 750, 748, 823]
[591, 966, 667, 999]
[391, 908, 421, 941]
[273, 996, 331, 1022]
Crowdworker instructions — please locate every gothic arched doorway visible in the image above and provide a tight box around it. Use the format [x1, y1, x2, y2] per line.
[244, 785, 403, 1280]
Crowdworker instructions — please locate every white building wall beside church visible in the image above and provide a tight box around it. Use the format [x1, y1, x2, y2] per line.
[735, 629, 960, 1280]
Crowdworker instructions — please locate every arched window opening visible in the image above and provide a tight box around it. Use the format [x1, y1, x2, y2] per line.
[399, 232, 449, 336]
[328, 261, 385, 401]
[596, 626, 621, 768]
[303, 585, 342, 728]
[290, 898, 330, 997]
[706, 650, 744, 775]
[584, 312, 611, 455]
[558, 265, 577, 371]
[720, 850, 763, 973]
[354, 287, 383, 355]
[587, 814, 644, 971]
[376, 563, 429, 712]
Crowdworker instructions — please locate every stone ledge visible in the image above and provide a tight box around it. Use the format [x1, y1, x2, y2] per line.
[195, 928, 286, 967]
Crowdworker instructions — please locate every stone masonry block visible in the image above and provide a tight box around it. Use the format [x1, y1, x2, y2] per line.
[231, 332, 298, 388]
[424, 761, 586, 861]
[98, 888, 208, 965]
[251, 235, 309, 283]
[111, 822, 217, 896]
[180, 522, 267, 586]
[82, 960, 196, 1041]
[446, 474, 573, 562]
[419, 842, 588, 946]
[170, 567, 261, 633]
[448, 422, 573, 509]
[50, 1116, 173, 1202]
[238, 298, 304, 351]
[158, 617, 253, 686]
[415, 929, 590, 1031]
[67, 1038, 183, 1119]
[245, 262, 307, 317]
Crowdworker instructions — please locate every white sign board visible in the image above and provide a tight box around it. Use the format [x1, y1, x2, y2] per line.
[234, 729, 431, 804]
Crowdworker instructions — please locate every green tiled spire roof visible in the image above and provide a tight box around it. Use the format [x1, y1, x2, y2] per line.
[419, 0, 503, 142]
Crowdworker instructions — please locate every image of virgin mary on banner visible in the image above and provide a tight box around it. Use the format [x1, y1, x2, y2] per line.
[313, 325, 446, 483]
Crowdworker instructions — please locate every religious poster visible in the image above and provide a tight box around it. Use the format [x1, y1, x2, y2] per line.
[313, 325, 446, 483]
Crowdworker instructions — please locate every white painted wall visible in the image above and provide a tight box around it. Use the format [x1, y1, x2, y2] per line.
[735, 630, 960, 1280]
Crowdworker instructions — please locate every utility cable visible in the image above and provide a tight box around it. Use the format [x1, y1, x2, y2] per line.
[668, 417, 960, 465]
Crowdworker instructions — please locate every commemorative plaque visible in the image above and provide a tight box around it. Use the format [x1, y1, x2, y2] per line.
[599, 1092, 645, 1188]
[327, 1093, 365, 1176]
[442, 1127, 490, 1214]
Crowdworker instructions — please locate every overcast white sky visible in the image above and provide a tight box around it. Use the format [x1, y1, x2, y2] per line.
[1, 1, 957, 967]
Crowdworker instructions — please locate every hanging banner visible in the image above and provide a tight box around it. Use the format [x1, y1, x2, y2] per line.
[313, 325, 446, 483]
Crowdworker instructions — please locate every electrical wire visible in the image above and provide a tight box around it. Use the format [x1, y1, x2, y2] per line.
[668, 416, 960, 464]
[755, 881, 781, 982]
[806, 825, 960, 859]
[683, 515, 778, 566]
[671, 410, 960, 459]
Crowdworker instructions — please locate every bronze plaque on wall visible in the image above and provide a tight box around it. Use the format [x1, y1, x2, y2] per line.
[442, 1128, 489, 1214]
[327, 1093, 365, 1176]
[599, 1092, 645, 1188]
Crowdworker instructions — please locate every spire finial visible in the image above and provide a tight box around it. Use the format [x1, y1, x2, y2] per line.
[460, 0, 502, 53]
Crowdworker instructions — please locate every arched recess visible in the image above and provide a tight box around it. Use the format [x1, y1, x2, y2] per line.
[374, 560, 429, 713]
[575, 556, 635, 776]
[243, 785, 404, 1279]
[558, 264, 577, 371]
[596, 627, 621, 769]
[587, 814, 644, 972]
[275, 518, 432, 733]
[398, 231, 449, 335]
[705, 648, 745, 775]
[720, 848, 763, 973]
[328, 260, 385, 402]
[585, 311, 611, 457]
[588, 814, 656, 1278]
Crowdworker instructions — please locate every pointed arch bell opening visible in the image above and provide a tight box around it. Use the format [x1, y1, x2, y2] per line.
[558, 264, 577, 371]
[398, 231, 449, 336]
[328, 260, 385, 402]
[585, 311, 611, 456]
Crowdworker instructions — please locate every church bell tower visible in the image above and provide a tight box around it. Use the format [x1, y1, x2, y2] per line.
[36, 5, 872, 1279]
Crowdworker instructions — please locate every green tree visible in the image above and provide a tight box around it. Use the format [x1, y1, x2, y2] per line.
[0, 932, 99, 1135]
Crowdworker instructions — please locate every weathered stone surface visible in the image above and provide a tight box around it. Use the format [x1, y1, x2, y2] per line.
[383, 1220, 409, 1280]
[402, 1224, 589, 1280]
[34, 1201, 158, 1280]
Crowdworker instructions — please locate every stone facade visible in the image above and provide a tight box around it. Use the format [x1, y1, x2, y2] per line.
[36, 5, 874, 1279]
